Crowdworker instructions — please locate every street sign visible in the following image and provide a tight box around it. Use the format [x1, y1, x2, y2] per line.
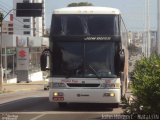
[16, 3, 43, 17]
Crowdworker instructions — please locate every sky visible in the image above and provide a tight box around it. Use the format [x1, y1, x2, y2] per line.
[0, 0, 157, 31]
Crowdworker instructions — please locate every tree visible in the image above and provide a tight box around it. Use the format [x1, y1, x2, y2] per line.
[0, 12, 3, 27]
[67, 2, 93, 7]
[123, 54, 160, 114]
[67, 3, 78, 7]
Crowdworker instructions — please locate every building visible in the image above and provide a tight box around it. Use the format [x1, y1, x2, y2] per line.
[0, 0, 48, 83]
[13, 0, 45, 37]
[0, 34, 48, 82]
[142, 31, 157, 57]
[157, 0, 160, 55]
[2, 14, 14, 35]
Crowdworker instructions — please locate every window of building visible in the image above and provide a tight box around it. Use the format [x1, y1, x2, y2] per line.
[23, 19, 30, 22]
[8, 28, 13, 31]
[9, 32, 13, 34]
[8, 24, 13, 27]
[23, 25, 30, 28]
[24, 31, 30, 35]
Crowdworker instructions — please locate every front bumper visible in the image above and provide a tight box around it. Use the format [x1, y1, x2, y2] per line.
[49, 88, 121, 103]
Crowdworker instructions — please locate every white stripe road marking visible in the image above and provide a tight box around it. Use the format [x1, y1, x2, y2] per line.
[30, 114, 46, 120]
[1, 111, 122, 115]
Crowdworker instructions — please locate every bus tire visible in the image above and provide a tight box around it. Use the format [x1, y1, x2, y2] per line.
[58, 102, 67, 108]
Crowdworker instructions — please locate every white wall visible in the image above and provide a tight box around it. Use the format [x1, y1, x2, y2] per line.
[6, 71, 43, 83]
[0, 34, 15, 47]
[42, 37, 49, 47]
[0, 34, 48, 48]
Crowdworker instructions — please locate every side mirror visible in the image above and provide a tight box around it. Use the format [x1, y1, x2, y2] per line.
[40, 49, 50, 71]
[119, 49, 125, 71]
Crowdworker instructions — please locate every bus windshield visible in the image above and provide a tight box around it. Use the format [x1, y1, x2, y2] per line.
[51, 15, 120, 36]
[52, 42, 116, 78]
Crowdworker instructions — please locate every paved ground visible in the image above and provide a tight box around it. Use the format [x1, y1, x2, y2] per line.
[1, 81, 47, 93]
[0, 90, 124, 120]
[0, 80, 128, 120]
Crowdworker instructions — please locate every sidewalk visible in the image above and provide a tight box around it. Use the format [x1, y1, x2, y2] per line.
[1, 81, 48, 93]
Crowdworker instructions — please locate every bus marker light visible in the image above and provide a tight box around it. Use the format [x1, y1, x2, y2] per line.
[58, 92, 64, 96]
[104, 93, 110, 96]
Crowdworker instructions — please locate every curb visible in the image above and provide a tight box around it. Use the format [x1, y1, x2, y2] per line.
[0, 87, 43, 94]
[1, 82, 46, 94]
[11, 88, 43, 92]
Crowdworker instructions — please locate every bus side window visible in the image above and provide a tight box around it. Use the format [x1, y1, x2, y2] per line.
[52, 16, 62, 35]
[67, 16, 83, 35]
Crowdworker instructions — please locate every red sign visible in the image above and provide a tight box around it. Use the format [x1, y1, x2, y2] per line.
[17, 48, 29, 70]
[19, 49, 26, 58]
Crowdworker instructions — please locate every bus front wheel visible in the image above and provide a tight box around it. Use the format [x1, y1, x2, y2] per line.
[112, 103, 119, 108]
[58, 102, 67, 108]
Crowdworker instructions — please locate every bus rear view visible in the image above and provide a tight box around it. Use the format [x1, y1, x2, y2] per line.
[40, 6, 128, 108]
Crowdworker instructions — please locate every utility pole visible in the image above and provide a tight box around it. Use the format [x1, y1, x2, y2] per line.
[158, 0, 160, 55]
[146, 0, 151, 57]
[33, 0, 36, 36]
[0, 14, 3, 91]
[42, 0, 45, 36]
[0, 10, 14, 91]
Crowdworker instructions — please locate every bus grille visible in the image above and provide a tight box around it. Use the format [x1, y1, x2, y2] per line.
[67, 83, 100, 87]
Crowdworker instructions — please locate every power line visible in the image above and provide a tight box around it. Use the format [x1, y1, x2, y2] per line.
[0, 7, 43, 34]
[0, 1, 11, 12]
[0, 1, 44, 35]
[0, 1, 29, 24]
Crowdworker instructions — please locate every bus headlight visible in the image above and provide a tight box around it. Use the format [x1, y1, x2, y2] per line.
[53, 92, 64, 96]
[101, 83, 120, 88]
[53, 92, 58, 96]
[52, 83, 66, 88]
[104, 92, 115, 97]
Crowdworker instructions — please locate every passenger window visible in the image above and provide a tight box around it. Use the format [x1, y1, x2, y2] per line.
[88, 16, 114, 35]
[67, 16, 83, 35]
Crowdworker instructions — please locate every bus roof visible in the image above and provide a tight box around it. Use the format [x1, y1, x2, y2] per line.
[53, 6, 121, 15]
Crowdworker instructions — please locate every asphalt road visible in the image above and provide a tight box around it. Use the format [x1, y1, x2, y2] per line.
[0, 90, 125, 120]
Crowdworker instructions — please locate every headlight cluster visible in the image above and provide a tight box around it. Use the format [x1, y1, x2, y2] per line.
[53, 92, 64, 96]
[101, 83, 120, 88]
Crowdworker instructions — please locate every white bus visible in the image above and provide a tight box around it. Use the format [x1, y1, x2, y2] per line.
[40, 6, 128, 108]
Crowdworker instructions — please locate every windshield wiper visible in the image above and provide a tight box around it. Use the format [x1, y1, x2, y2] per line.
[88, 64, 101, 79]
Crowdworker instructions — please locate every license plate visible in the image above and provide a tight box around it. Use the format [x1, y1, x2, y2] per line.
[53, 97, 64, 101]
